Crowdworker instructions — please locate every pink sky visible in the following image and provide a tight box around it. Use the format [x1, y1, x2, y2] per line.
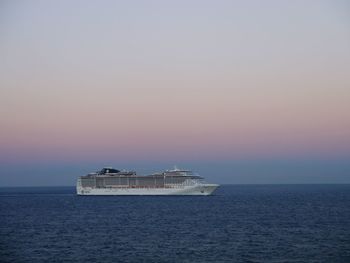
[1, 0, 350, 164]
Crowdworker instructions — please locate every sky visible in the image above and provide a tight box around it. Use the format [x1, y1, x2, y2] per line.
[1, 0, 350, 186]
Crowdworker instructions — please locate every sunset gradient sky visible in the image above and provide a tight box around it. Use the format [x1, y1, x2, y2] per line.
[1, 0, 350, 185]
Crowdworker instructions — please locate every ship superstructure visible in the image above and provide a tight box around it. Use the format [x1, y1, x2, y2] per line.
[77, 167, 219, 195]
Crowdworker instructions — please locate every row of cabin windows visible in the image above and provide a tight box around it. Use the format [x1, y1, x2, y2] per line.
[81, 177, 187, 187]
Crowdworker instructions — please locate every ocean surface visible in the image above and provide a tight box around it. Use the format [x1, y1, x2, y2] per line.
[0, 185, 349, 263]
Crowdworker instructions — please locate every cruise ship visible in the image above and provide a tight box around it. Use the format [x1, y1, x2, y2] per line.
[77, 167, 219, 195]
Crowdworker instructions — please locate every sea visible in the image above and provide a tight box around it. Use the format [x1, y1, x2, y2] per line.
[0, 185, 349, 263]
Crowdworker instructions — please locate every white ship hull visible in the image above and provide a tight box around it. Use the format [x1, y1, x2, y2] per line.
[77, 184, 219, 196]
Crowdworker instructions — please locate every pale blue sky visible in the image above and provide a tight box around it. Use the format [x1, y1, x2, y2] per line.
[1, 0, 350, 186]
